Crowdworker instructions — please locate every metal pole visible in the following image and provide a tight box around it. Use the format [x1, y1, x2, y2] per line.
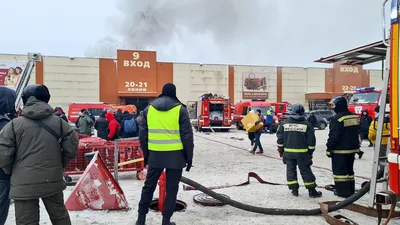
[114, 139, 119, 182]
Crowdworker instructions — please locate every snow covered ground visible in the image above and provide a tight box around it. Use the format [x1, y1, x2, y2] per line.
[5, 129, 400, 225]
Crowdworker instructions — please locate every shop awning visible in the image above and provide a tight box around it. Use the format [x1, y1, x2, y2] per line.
[314, 40, 388, 66]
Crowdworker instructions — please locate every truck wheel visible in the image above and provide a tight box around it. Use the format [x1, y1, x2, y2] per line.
[318, 122, 327, 130]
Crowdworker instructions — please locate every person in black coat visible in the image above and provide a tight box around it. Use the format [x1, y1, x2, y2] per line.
[359, 109, 373, 147]
[120, 111, 138, 138]
[114, 109, 123, 125]
[54, 107, 68, 122]
[94, 111, 109, 140]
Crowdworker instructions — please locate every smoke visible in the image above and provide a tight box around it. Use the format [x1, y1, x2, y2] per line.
[85, 0, 277, 60]
[85, 0, 382, 67]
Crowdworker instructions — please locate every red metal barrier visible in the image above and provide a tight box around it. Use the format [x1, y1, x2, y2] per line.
[64, 137, 144, 177]
[158, 171, 166, 212]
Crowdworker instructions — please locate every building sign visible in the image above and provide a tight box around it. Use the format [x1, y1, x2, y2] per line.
[332, 63, 366, 93]
[242, 71, 270, 99]
[0, 61, 27, 88]
[339, 66, 359, 73]
[117, 50, 157, 94]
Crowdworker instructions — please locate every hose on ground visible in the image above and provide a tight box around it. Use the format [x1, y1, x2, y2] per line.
[180, 169, 384, 216]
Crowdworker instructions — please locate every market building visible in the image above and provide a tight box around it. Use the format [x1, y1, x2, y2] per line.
[0, 46, 384, 114]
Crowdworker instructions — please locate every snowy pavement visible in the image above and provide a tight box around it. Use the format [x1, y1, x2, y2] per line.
[5, 129, 400, 225]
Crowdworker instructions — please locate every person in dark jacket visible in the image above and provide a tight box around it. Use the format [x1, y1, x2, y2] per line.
[248, 132, 255, 148]
[77, 109, 94, 136]
[247, 110, 256, 148]
[359, 109, 373, 147]
[265, 109, 274, 134]
[121, 111, 138, 138]
[250, 109, 264, 154]
[136, 111, 144, 127]
[0, 84, 79, 225]
[54, 106, 68, 122]
[276, 104, 322, 198]
[114, 109, 123, 125]
[136, 83, 194, 225]
[105, 112, 120, 141]
[308, 112, 317, 127]
[326, 96, 360, 198]
[95, 111, 109, 140]
[0, 86, 17, 225]
[88, 109, 96, 123]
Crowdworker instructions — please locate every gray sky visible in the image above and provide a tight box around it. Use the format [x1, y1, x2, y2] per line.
[1, 0, 386, 68]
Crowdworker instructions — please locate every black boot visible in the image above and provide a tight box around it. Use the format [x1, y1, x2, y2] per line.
[291, 189, 299, 197]
[135, 214, 146, 225]
[308, 188, 322, 198]
[162, 217, 176, 225]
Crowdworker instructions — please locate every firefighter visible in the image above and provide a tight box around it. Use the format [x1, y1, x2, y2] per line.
[326, 96, 360, 198]
[136, 83, 194, 225]
[368, 105, 390, 171]
[276, 104, 322, 198]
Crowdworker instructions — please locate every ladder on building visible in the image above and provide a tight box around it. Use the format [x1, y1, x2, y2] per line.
[14, 53, 42, 111]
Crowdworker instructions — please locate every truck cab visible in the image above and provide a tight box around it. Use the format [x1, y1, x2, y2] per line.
[348, 87, 383, 117]
[68, 102, 113, 123]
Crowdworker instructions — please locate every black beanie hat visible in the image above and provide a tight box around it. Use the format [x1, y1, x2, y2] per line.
[162, 83, 177, 98]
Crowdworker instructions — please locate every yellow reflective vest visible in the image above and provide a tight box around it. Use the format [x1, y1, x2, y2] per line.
[147, 105, 184, 151]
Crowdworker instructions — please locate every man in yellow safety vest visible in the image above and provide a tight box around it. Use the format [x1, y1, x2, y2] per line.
[136, 83, 194, 225]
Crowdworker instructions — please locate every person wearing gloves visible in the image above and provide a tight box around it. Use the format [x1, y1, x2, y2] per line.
[136, 83, 194, 225]
[0, 84, 79, 225]
[276, 104, 321, 198]
[326, 96, 360, 198]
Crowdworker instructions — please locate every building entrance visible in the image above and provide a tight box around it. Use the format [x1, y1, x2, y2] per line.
[125, 97, 154, 113]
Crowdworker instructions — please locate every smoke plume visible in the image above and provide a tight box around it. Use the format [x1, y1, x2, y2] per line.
[85, 0, 382, 67]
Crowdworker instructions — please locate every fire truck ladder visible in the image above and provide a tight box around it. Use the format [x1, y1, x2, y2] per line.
[14, 53, 42, 111]
[367, 43, 391, 208]
[367, 1, 394, 207]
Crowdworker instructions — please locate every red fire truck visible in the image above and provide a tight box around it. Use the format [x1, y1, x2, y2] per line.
[187, 95, 232, 132]
[271, 102, 292, 120]
[347, 87, 388, 117]
[233, 99, 279, 132]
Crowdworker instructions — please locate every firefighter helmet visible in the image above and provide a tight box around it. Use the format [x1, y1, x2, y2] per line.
[290, 104, 305, 116]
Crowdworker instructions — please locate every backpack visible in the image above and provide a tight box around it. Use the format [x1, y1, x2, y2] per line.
[124, 118, 137, 133]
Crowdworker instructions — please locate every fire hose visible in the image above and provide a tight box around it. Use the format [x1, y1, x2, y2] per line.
[183, 172, 337, 191]
[180, 169, 399, 224]
[194, 134, 371, 180]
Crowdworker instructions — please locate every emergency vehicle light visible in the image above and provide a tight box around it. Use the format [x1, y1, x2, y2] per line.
[355, 87, 375, 93]
[251, 98, 266, 101]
